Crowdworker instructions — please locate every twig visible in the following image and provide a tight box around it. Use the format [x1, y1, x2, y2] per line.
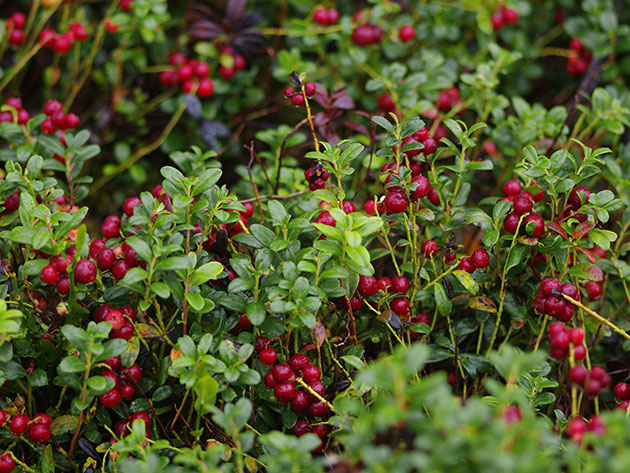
[563, 294, 630, 340]
[275, 118, 308, 192]
[246, 142, 265, 225]
[238, 189, 308, 204]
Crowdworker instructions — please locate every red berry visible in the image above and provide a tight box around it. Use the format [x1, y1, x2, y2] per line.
[569, 186, 591, 208]
[569, 328, 584, 345]
[0, 453, 15, 473]
[259, 348, 277, 366]
[233, 55, 246, 71]
[411, 175, 431, 200]
[274, 382, 296, 403]
[523, 214, 545, 237]
[502, 8, 518, 24]
[377, 277, 391, 292]
[471, 249, 490, 269]
[302, 364, 321, 382]
[103, 371, 119, 390]
[40, 265, 59, 285]
[569, 365, 588, 384]
[75, 259, 97, 284]
[512, 195, 533, 215]
[422, 138, 438, 155]
[391, 275, 410, 293]
[384, 191, 408, 214]
[550, 331, 570, 350]
[459, 257, 475, 273]
[573, 344, 586, 361]
[197, 78, 214, 98]
[427, 187, 440, 205]
[292, 419, 310, 437]
[120, 384, 135, 399]
[219, 66, 234, 80]
[28, 423, 51, 443]
[585, 281, 601, 301]
[264, 372, 276, 388]
[545, 296, 566, 318]
[11, 13, 26, 29]
[289, 354, 310, 372]
[111, 321, 134, 340]
[98, 389, 120, 408]
[291, 390, 309, 411]
[112, 259, 131, 280]
[0, 411, 8, 427]
[103, 356, 121, 370]
[348, 295, 364, 311]
[422, 240, 440, 257]
[65, 113, 80, 129]
[391, 297, 410, 316]
[105, 310, 125, 330]
[56, 276, 70, 295]
[129, 411, 151, 427]
[503, 180, 522, 197]
[9, 414, 29, 436]
[272, 364, 294, 382]
[122, 363, 142, 383]
[313, 7, 328, 25]
[399, 25, 415, 42]
[377, 93, 396, 113]
[326, 9, 339, 24]
[358, 276, 378, 297]
[614, 382, 630, 400]
[123, 197, 141, 217]
[304, 82, 316, 97]
[9, 29, 25, 45]
[100, 389, 121, 408]
[96, 248, 115, 270]
[283, 87, 295, 98]
[291, 94, 305, 106]
[491, 12, 504, 31]
[308, 401, 329, 417]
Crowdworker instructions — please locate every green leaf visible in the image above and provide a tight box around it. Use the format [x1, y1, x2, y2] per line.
[59, 357, 86, 374]
[190, 261, 223, 286]
[371, 116, 395, 132]
[186, 292, 206, 312]
[453, 270, 479, 295]
[246, 302, 266, 326]
[434, 284, 452, 316]
[193, 375, 218, 415]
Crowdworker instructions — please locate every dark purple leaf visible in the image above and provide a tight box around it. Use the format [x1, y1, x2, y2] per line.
[343, 120, 369, 135]
[226, 0, 246, 21]
[289, 72, 301, 87]
[332, 94, 355, 110]
[189, 20, 222, 40]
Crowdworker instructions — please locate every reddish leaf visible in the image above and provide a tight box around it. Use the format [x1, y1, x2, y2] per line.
[573, 221, 595, 240]
[312, 321, 326, 348]
[546, 222, 568, 239]
[573, 246, 595, 263]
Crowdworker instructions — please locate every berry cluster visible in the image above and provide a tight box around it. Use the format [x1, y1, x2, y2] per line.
[459, 248, 490, 273]
[566, 415, 605, 443]
[568, 363, 610, 397]
[6, 12, 26, 45]
[354, 274, 412, 317]
[491, 4, 519, 31]
[260, 349, 330, 418]
[95, 304, 136, 340]
[566, 38, 592, 76]
[352, 23, 383, 46]
[99, 355, 142, 408]
[613, 381, 630, 409]
[284, 81, 316, 106]
[533, 278, 578, 322]
[159, 53, 215, 98]
[304, 164, 329, 190]
[313, 6, 339, 26]
[502, 179, 545, 237]
[40, 22, 89, 54]
[436, 87, 463, 112]
[0, 452, 14, 473]
[0, 409, 52, 444]
[547, 322, 585, 360]
[41, 99, 81, 135]
[0, 97, 29, 124]
[218, 47, 247, 81]
[291, 419, 327, 452]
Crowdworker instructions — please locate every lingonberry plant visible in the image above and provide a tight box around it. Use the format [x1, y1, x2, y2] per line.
[0, 0, 630, 472]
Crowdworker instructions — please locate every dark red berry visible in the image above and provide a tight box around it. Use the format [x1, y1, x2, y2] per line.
[524, 214, 545, 237]
[96, 248, 115, 270]
[585, 281, 601, 301]
[391, 297, 410, 316]
[264, 372, 276, 388]
[272, 364, 294, 382]
[112, 260, 130, 280]
[503, 180, 522, 196]
[123, 197, 141, 217]
[391, 276, 410, 293]
[422, 240, 440, 257]
[471, 249, 490, 269]
[308, 401, 329, 417]
[120, 384, 135, 399]
[9, 414, 29, 436]
[459, 257, 475, 273]
[0, 453, 15, 473]
[569, 365, 588, 384]
[569, 186, 591, 208]
[274, 382, 296, 403]
[399, 25, 415, 42]
[289, 354, 309, 372]
[105, 310, 125, 330]
[74, 259, 97, 284]
[28, 423, 51, 443]
[291, 390, 309, 411]
[302, 364, 321, 382]
[259, 348, 277, 366]
[384, 191, 408, 214]
[40, 265, 59, 285]
[358, 275, 378, 297]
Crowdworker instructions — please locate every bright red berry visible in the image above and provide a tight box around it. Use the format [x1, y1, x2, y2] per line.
[399, 25, 415, 42]
[74, 259, 97, 284]
[391, 276, 410, 293]
[28, 423, 51, 443]
[40, 265, 59, 285]
[259, 348, 277, 366]
[471, 249, 490, 269]
[391, 297, 410, 316]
